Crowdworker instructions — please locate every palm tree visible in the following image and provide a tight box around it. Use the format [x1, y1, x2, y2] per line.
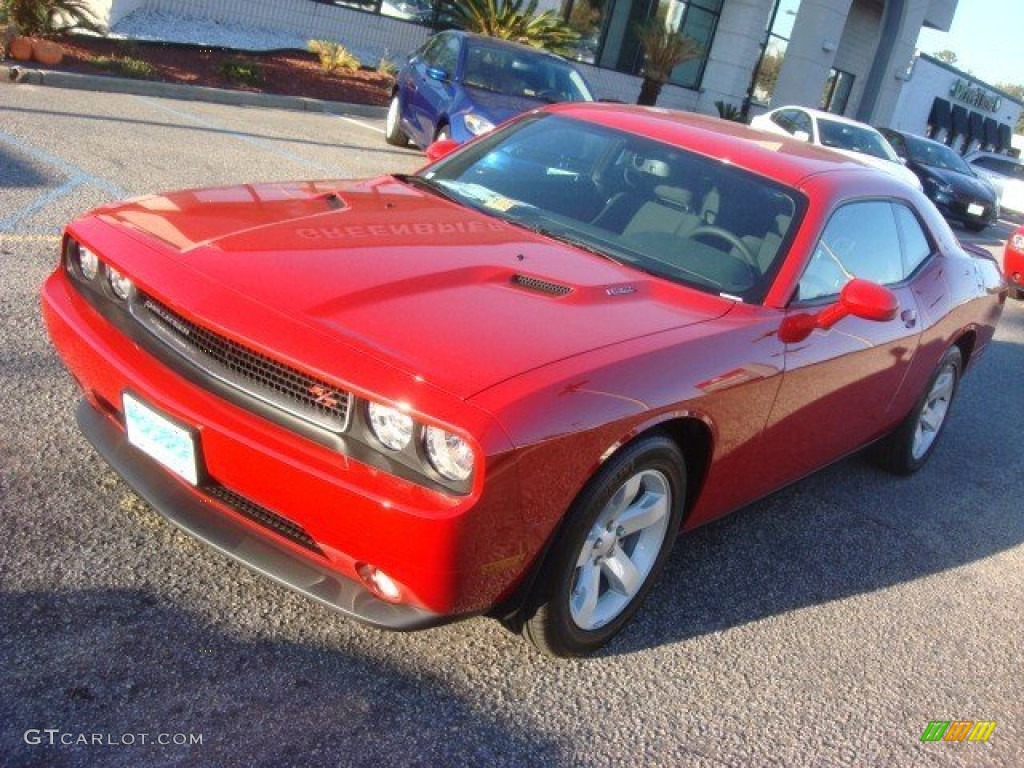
[636, 20, 701, 107]
[2, 0, 105, 36]
[445, 0, 579, 58]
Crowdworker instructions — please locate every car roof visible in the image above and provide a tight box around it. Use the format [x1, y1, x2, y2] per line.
[771, 105, 879, 129]
[547, 103, 877, 187]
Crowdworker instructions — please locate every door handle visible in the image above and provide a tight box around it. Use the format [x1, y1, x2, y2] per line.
[901, 309, 918, 329]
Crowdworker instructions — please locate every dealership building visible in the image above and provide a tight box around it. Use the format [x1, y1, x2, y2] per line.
[87, 0, 1020, 152]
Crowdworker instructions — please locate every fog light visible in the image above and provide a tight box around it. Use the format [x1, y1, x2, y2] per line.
[357, 563, 402, 602]
[78, 245, 99, 280]
[108, 268, 134, 300]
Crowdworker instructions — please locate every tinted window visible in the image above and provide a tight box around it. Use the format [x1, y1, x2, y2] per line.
[798, 201, 902, 301]
[893, 204, 932, 276]
[817, 119, 898, 161]
[772, 109, 797, 132]
[904, 135, 973, 174]
[791, 111, 812, 138]
[462, 44, 591, 102]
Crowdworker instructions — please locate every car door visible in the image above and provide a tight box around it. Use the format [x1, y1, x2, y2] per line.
[408, 33, 460, 143]
[760, 199, 924, 486]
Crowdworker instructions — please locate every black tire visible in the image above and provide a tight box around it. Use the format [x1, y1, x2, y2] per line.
[384, 94, 409, 147]
[520, 434, 686, 657]
[873, 346, 962, 475]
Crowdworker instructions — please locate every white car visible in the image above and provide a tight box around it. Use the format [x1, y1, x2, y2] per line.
[750, 106, 923, 190]
[964, 150, 1024, 214]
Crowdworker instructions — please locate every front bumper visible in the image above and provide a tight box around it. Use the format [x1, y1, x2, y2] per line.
[42, 257, 529, 624]
[931, 194, 997, 228]
[76, 398, 445, 629]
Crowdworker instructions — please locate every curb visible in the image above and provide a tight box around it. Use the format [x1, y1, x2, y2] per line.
[1, 64, 389, 119]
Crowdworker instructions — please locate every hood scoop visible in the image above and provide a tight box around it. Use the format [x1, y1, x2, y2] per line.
[510, 273, 573, 296]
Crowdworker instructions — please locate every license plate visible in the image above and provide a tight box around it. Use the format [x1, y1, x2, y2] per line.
[967, 203, 984, 216]
[123, 393, 199, 485]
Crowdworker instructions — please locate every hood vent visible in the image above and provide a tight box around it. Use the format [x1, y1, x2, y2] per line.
[511, 274, 572, 296]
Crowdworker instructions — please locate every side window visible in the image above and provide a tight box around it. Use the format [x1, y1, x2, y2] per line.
[792, 111, 813, 139]
[885, 132, 906, 158]
[772, 110, 795, 132]
[797, 201, 903, 301]
[893, 203, 932, 276]
[418, 36, 445, 68]
[436, 36, 460, 74]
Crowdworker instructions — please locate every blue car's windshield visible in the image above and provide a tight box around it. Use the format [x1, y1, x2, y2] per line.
[462, 44, 592, 103]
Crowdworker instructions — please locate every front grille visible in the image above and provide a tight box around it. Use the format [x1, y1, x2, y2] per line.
[205, 483, 323, 556]
[135, 297, 351, 433]
[511, 274, 572, 296]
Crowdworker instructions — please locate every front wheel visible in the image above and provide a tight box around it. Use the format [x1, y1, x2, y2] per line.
[873, 346, 961, 475]
[384, 95, 409, 147]
[521, 434, 686, 656]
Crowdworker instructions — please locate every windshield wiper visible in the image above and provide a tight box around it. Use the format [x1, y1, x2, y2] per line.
[393, 174, 464, 205]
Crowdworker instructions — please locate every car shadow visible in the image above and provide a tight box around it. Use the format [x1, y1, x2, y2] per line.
[0, 588, 566, 767]
[604, 332, 1024, 657]
[0, 144, 55, 189]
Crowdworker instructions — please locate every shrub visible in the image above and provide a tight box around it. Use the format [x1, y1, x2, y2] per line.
[219, 57, 264, 86]
[90, 55, 156, 79]
[714, 100, 745, 122]
[2, 0, 105, 37]
[308, 39, 360, 73]
[377, 57, 398, 78]
[445, 0, 579, 57]
[635, 19, 701, 106]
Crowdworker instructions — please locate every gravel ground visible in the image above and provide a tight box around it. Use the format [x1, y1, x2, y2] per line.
[112, 10, 311, 52]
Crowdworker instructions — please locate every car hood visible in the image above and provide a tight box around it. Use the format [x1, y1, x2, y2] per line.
[96, 178, 730, 399]
[912, 163, 995, 200]
[459, 86, 546, 123]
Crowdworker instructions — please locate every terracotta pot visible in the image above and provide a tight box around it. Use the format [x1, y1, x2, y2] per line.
[9, 36, 34, 62]
[32, 39, 64, 66]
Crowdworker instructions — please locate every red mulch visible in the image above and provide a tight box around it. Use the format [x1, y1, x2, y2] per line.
[16, 35, 393, 106]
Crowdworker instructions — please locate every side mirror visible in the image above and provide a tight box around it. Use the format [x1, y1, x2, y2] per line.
[780, 279, 899, 343]
[425, 66, 448, 82]
[425, 138, 459, 163]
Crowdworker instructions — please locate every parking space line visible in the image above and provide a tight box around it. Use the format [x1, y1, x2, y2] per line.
[136, 97, 350, 177]
[334, 115, 385, 135]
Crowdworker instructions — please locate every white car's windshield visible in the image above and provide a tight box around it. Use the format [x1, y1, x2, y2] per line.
[418, 115, 805, 303]
[818, 119, 899, 162]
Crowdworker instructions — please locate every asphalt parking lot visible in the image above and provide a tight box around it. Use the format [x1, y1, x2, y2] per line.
[1, 84, 1022, 767]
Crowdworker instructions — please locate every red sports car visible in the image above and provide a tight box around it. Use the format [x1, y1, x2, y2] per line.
[42, 105, 1006, 656]
[1004, 225, 1024, 299]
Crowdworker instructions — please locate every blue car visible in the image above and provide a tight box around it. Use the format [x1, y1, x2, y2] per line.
[385, 30, 594, 149]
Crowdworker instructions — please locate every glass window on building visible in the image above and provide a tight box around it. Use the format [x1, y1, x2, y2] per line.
[821, 68, 854, 114]
[568, 0, 722, 90]
[751, 0, 802, 106]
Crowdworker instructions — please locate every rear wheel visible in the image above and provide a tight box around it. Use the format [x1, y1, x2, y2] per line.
[521, 434, 686, 656]
[873, 346, 961, 475]
[384, 94, 408, 147]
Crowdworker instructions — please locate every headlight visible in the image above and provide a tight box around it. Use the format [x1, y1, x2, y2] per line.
[424, 426, 474, 482]
[1011, 233, 1024, 252]
[107, 268, 134, 301]
[77, 245, 99, 280]
[367, 402, 414, 451]
[463, 113, 495, 136]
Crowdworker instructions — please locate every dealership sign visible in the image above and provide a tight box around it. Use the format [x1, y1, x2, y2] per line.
[950, 79, 1002, 112]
